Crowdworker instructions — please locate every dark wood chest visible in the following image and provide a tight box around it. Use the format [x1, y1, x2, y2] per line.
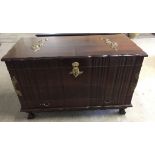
[1, 34, 148, 119]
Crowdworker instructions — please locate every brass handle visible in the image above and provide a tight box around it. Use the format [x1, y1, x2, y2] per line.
[69, 62, 83, 78]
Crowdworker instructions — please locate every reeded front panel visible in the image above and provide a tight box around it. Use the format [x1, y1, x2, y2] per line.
[6, 56, 144, 111]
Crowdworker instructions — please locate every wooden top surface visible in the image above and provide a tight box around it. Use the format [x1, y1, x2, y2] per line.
[1, 34, 147, 61]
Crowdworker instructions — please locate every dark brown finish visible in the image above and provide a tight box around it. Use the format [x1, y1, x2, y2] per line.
[1, 34, 147, 119]
[1, 34, 147, 61]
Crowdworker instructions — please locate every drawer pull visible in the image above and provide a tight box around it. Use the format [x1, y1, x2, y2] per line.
[69, 62, 83, 78]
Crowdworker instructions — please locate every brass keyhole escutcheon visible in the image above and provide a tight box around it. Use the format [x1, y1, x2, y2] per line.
[69, 62, 83, 78]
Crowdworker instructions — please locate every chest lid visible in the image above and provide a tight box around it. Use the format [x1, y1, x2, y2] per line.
[1, 34, 148, 61]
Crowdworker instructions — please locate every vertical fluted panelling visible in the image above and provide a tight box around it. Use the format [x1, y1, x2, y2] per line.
[117, 57, 129, 105]
[45, 62, 50, 101]
[90, 58, 96, 105]
[15, 62, 30, 103]
[120, 66, 133, 105]
[109, 67, 118, 105]
[94, 58, 99, 105]
[32, 62, 40, 104]
[95, 58, 101, 105]
[28, 62, 38, 103]
[27, 62, 37, 104]
[99, 58, 106, 105]
[96, 58, 103, 105]
[112, 58, 124, 105]
[88, 56, 143, 107]
[104, 57, 110, 102]
[125, 57, 144, 98]
[6, 56, 144, 111]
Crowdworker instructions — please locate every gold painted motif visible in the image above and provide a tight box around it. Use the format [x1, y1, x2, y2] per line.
[100, 37, 118, 51]
[31, 38, 48, 52]
[105, 38, 118, 51]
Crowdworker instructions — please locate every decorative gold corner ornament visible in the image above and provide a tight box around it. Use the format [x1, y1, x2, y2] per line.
[12, 76, 22, 96]
[70, 62, 83, 78]
[31, 38, 48, 52]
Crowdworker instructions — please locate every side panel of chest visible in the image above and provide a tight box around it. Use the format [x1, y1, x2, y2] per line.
[5, 56, 144, 111]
